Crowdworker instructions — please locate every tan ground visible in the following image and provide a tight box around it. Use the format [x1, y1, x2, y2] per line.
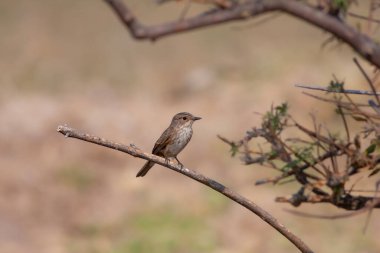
[0, 1, 379, 253]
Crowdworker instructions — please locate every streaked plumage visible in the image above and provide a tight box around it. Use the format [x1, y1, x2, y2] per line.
[136, 112, 201, 177]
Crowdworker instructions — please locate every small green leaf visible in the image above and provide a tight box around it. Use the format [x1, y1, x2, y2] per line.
[275, 103, 288, 116]
[281, 160, 301, 172]
[366, 144, 377, 155]
[332, 0, 349, 11]
[328, 80, 344, 92]
[268, 149, 279, 159]
[230, 144, 238, 157]
[262, 103, 289, 133]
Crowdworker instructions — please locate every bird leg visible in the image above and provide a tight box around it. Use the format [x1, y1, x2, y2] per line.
[174, 157, 184, 169]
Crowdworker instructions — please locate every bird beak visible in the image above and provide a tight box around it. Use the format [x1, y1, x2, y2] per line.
[193, 116, 202, 121]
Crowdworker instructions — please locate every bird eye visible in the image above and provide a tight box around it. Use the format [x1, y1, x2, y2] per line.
[182, 117, 187, 120]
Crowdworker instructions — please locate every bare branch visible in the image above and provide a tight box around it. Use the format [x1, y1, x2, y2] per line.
[103, 0, 276, 40]
[348, 11, 380, 24]
[276, 193, 380, 210]
[353, 57, 380, 104]
[57, 125, 314, 253]
[295, 84, 380, 95]
[103, 0, 380, 68]
[284, 197, 380, 219]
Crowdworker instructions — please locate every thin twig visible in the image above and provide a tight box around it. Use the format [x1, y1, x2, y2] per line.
[363, 181, 380, 233]
[347, 11, 380, 24]
[302, 92, 370, 107]
[255, 150, 340, 185]
[179, 0, 192, 21]
[353, 57, 380, 104]
[277, 193, 380, 210]
[275, 137, 325, 178]
[284, 198, 380, 219]
[337, 104, 351, 142]
[302, 92, 378, 124]
[295, 84, 380, 95]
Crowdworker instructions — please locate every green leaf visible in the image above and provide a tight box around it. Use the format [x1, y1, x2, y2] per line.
[332, 0, 349, 11]
[328, 80, 344, 92]
[230, 144, 238, 157]
[366, 143, 377, 155]
[275, 103, 288, 116]
[262, 102, 289, 133]
[281, 159, 301, 172]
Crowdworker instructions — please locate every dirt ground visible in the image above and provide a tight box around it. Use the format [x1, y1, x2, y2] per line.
[0, 1, 379, 253]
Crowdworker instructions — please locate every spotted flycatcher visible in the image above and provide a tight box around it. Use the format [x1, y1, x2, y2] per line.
[136, 112, 201, 177]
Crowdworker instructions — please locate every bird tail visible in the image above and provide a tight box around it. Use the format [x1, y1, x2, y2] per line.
[136, 161, 155, 177]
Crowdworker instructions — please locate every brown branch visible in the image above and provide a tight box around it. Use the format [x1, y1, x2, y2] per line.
[284, 197, 380, 219]
[353, 57, 380, 104]
[277, 193, 380, 210]
[254, 150, 340, 186]
[103, 0, 380, 68]
[278, 1, 380, 68]
[103, 0, 277, 40]
[300, 92, 378, 125]
[57, 125, 314, 253]
[348, 11, 380, 24]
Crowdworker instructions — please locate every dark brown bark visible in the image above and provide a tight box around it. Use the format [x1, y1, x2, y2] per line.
[103, 0, 380, 68]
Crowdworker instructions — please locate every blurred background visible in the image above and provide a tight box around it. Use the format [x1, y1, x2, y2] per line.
[0, 1, 379, 253]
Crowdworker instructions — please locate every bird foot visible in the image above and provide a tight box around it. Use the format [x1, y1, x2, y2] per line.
[175, 157, 184, 169]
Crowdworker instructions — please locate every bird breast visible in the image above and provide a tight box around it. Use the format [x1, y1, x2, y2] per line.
[164, 126, 193, 157]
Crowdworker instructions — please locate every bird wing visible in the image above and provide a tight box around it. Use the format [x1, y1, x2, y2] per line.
[152, 126, 172, 155]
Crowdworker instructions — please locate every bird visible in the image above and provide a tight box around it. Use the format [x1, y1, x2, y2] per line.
[136, 112, 201, 177]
